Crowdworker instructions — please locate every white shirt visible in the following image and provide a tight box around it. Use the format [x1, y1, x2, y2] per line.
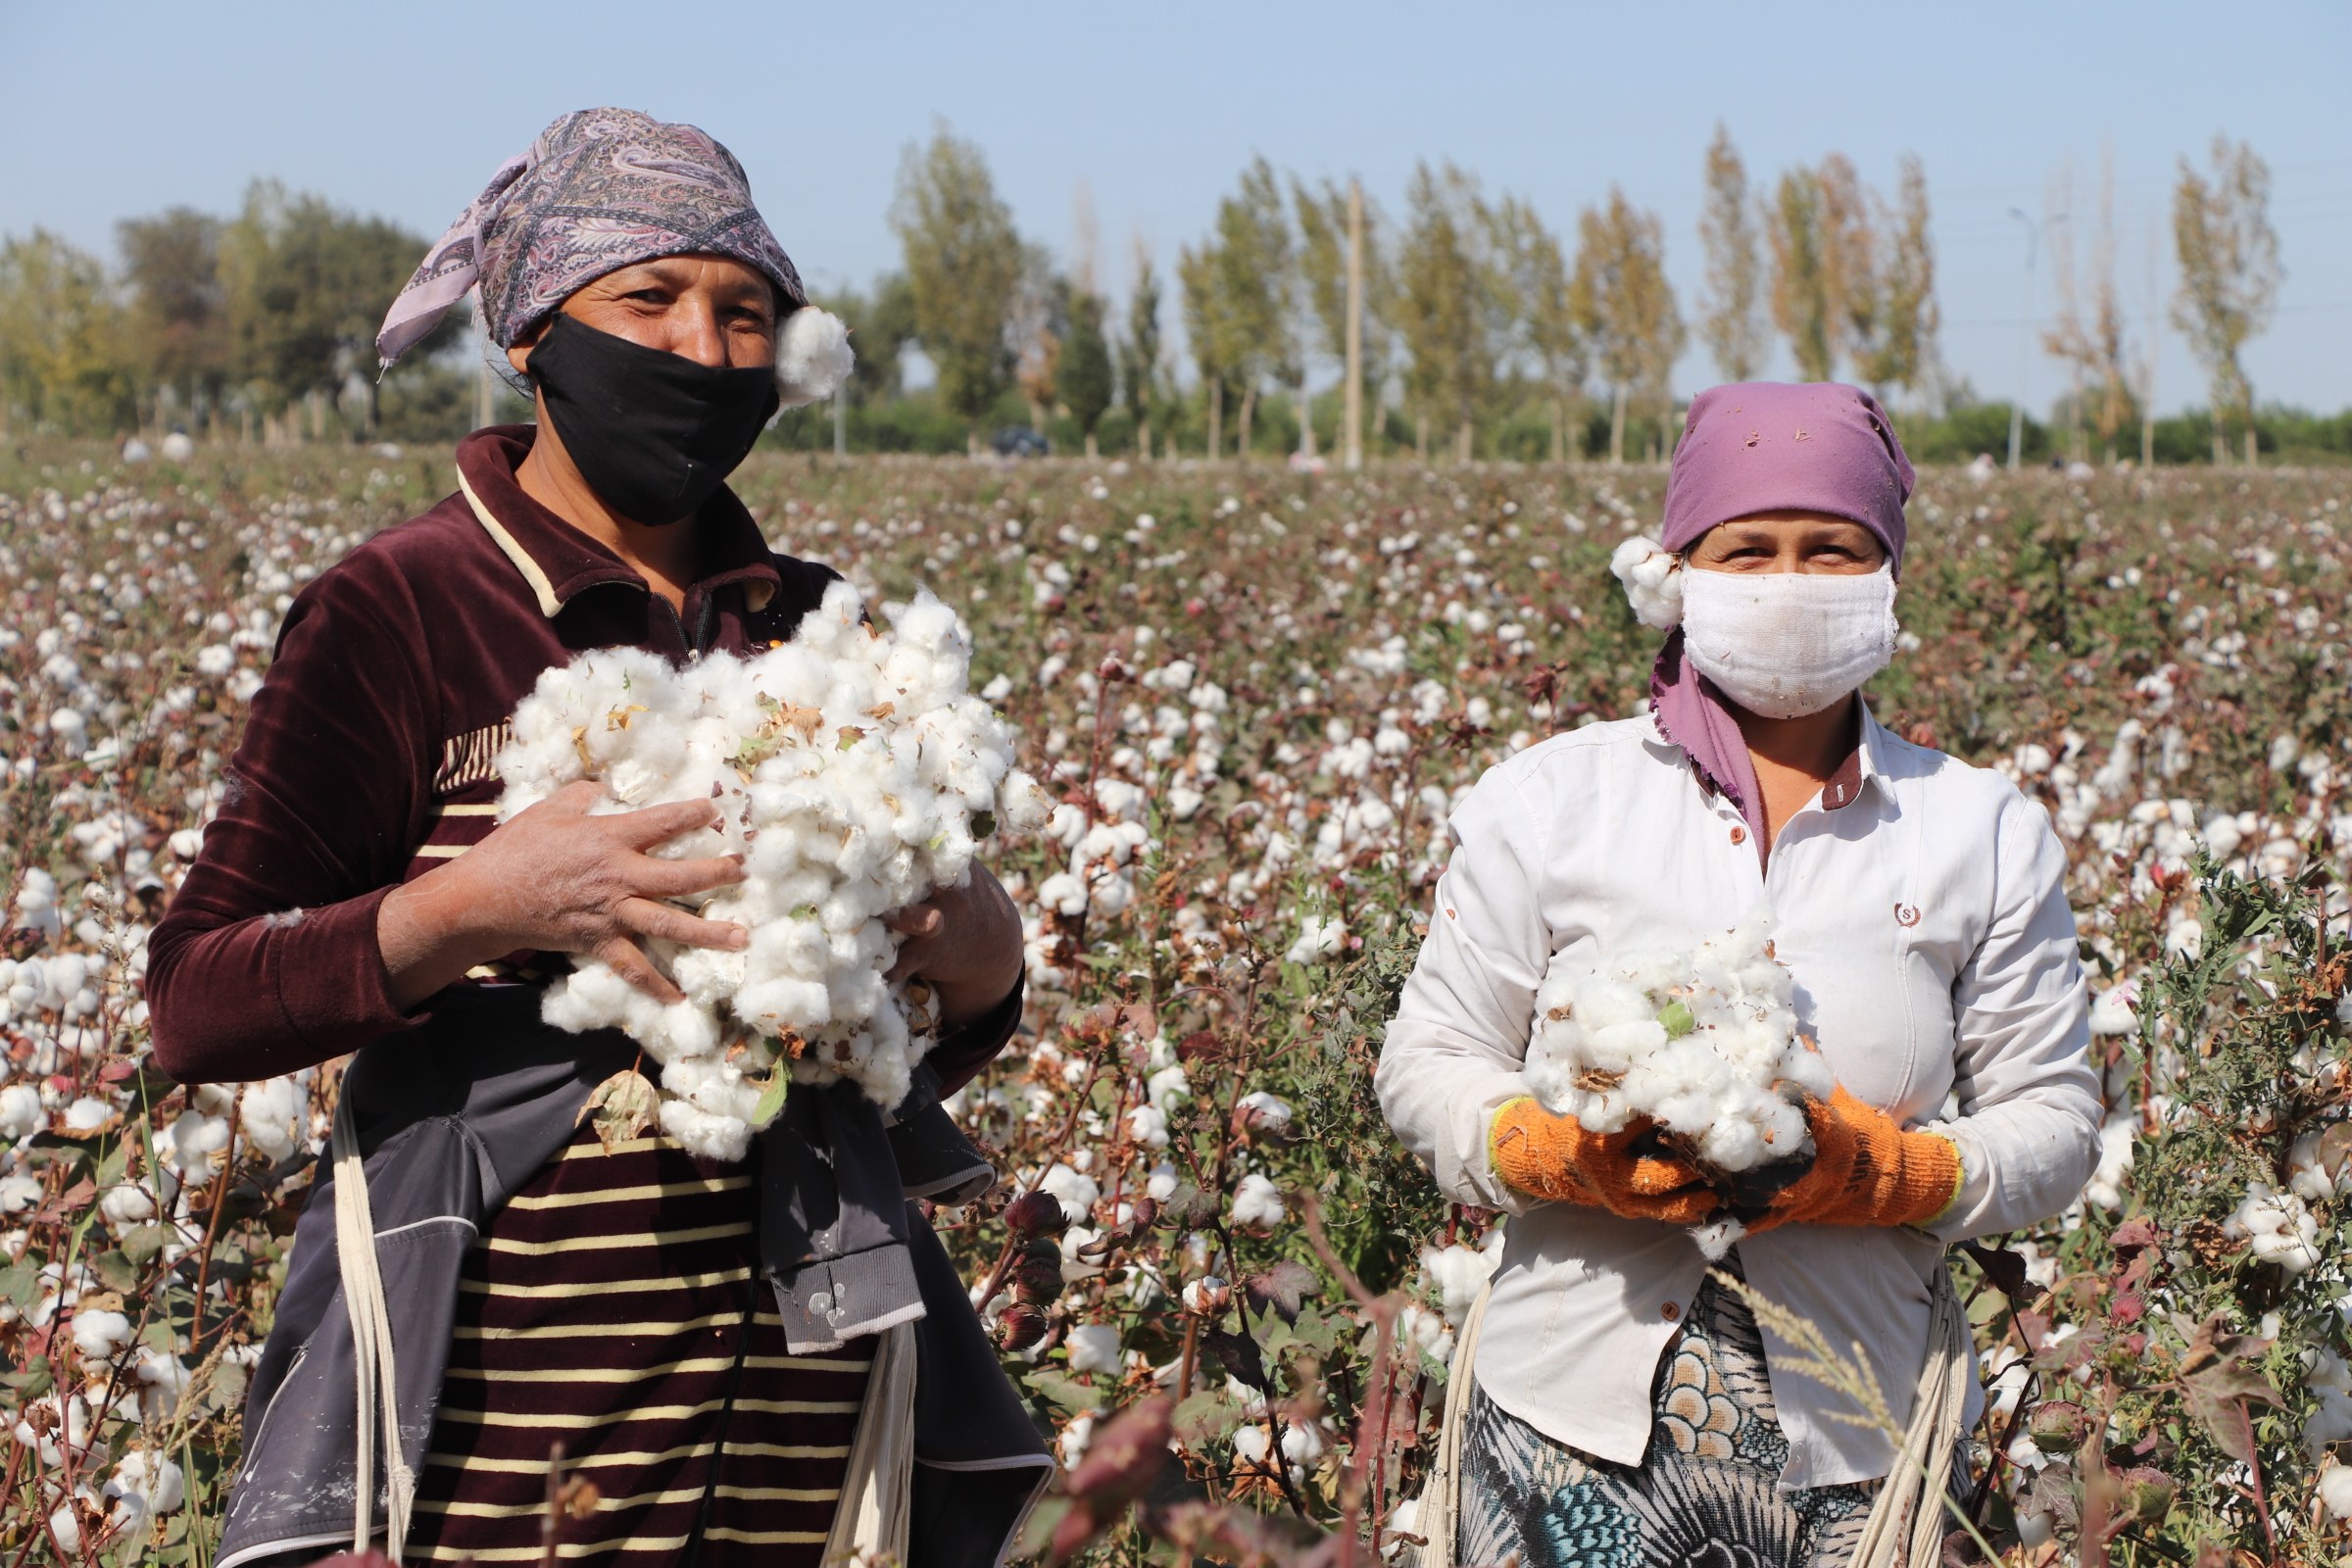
[1376, 706, 2100, 1490]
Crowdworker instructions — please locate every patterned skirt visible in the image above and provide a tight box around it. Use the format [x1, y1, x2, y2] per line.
[402, 1120, 871, 1564]
[1457, 1263, 1879, 1568]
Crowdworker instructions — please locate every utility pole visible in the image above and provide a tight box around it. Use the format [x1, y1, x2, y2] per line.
[474, 338, 495, 432]
[1344, 176, 1364, 471]
[2006, 208, 2037, 471]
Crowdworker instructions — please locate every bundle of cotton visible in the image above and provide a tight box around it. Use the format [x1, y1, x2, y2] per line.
[1523, 916, 1832, 1178]
[496, 580, 1049, 1159]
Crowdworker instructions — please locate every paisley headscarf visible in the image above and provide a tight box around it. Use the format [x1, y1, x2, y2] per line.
[375, 108, 807, 371]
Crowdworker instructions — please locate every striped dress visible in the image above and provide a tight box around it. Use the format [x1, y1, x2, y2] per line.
[404, 1118, 872, 1564]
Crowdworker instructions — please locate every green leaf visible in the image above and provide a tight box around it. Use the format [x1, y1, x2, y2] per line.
[1023, 1367, 1102, 1416]
[89, 1249, 138, 1294]
[752, 1072, 790, 1130]
[1172, 1389, 1244, 1446]
[1656, 999, 1695, 1038]
[0, 1258, 39, 1310]
[122, 1223, 173, 1264]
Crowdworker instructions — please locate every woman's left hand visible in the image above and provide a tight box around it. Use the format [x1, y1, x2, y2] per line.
[885, 866, 1024, 1028]
[1741, 1088, 1962, 1233]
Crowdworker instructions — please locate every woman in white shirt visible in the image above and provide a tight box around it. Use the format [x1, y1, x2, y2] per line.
[1378, 381, 2100, 1568]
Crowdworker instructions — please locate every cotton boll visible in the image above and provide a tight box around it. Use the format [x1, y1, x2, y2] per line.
[0, 1083, 44, 1139]
[1040, 1163, 1101, 1225]
[2322, 1465, 2352, 1521]
[106, 1448, 185, 1529]
[238, 1077, 305, 1164]
[1232, 1173, 1285, 1231]
[99, 1185, 156, 1229]
[72, 1308, 132, 1363]
[1609, 536, 1685, 630]
[1065, 1322, 1123, 1375]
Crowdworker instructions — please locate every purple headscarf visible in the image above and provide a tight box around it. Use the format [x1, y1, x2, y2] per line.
[375, 108, 807, 371]
[1647, 382, 1916, 831]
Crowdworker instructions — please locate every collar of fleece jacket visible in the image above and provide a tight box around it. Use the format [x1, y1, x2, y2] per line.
[454, 424, 784, 616]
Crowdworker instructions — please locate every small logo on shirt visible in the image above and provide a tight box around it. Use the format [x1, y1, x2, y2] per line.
[1893, 903, 1922, 927]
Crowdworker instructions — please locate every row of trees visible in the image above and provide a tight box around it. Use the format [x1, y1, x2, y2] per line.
[0, 183, 466, 440]
[0, 129, 2290, 463]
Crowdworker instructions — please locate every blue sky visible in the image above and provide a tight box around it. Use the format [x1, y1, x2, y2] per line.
[6, 1, 2347, 414]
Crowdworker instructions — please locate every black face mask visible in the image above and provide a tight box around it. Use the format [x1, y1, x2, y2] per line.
[525, 313, 781, 526]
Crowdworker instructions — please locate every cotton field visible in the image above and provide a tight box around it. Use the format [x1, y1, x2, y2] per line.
[1, 442, 2348, 1564]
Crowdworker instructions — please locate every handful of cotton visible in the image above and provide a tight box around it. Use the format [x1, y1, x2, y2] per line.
[495, 580, 1049, 1160]
[1524, 916, 1832, 1198]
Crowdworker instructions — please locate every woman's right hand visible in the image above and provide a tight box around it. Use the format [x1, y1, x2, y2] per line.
[1489, 1098, 1722, 1225]
[377, 780, 750, 1009]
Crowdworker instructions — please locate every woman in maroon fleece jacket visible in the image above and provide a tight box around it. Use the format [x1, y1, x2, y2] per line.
[147, 110, 1029, 1567]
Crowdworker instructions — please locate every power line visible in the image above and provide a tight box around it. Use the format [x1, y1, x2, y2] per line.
[1940, 299, 2352, 330]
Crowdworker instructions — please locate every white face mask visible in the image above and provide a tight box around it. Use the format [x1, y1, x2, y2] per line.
[1679, 564, 1899, 719]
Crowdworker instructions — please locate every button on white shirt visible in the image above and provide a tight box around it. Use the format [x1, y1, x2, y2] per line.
[1376, 707, 2099, 1490]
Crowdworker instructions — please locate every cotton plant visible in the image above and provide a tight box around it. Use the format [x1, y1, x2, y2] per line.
[496, 580, 1049, 1159]
[1524, 916, 1833, 1182]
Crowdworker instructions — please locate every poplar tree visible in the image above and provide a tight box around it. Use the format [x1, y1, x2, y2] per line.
[2044, 157, 2136, 463]
[1487, 194, 1582, 462]
[1061, 289, 1113, 458]
[1177, 238, 1230, 457]
[1569, 187, 1684, 465]
[2172, 135, 2281, 465]
[1294, 174, 1391, 456]
[1208, 158, 1295, 459]
[1120, 244, 1163, 458]
[1851, 156, 1939, 403]
[890, 124, 1024, 454]
[1768, 168, 1835, 382]
[1395, 161, 1497, 461]
[1697, 125, 1766, 383]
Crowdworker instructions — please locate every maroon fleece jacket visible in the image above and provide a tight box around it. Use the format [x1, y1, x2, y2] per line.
[147, 426, 1018, 1089]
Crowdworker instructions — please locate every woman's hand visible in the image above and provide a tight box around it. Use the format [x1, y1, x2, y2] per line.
[1740, 1087, 1961, 1234]
[883, 866, 1024, 1028]
[378, 780, 749, 1009]
[1489, 1099, 1722, 1226]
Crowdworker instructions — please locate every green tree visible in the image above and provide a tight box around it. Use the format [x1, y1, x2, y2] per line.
[1207, 158, 1295, 458]
[1394, 162, 1500, 461]
[0, 229, 137, 436]
[1767, 167, 1835, 382]
[217, 180, 442, 431]
[1061, 288, 1114, 458]
[890, 123, 1025, 454]
[1119, 244, 1163, 458]
[1177, 238, 1233, 457]
[1485, 193, 1582, 463]
[1570, 187, 1685, 464]
[2172, 135, 2281, 465]
[1697, 124, 1766, 383]
[1293, 174, 1392, 458]
[117, 206, 226, 428]
[1851, 154, 1939, 403]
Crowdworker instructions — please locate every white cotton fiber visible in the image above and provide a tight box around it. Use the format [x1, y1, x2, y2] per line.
[1523, 915, 1829, 1175]
[1609, 535, 1684, 631]
[774, 308, 856, 409]
[496, 581, 1049, 1159]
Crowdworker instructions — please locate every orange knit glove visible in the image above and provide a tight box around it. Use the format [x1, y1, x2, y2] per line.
[1489, 1098, 1722, 1225]
[1741, 1087, 1963, 1234]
